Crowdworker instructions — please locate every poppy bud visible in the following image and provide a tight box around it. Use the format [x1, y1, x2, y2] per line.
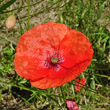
[66, 99, 79, 110]
[6, 15, 16, 29]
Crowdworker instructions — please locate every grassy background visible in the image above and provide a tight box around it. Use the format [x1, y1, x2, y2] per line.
[0, 0, 110, 110]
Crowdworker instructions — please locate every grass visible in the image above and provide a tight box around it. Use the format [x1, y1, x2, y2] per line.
[0, 0, 110, 110]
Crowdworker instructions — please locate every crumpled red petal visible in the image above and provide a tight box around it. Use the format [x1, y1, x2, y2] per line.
[60, 30, 93, 69]
[14, 22, 70, 79]
[75, 77, 86, 92]
[66, 99, 79, 110]
[14, 22, 93, 89]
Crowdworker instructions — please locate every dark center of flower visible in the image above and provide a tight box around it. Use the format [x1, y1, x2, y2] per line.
[44, 53, 64, 71]
[51, 57, 58, 64]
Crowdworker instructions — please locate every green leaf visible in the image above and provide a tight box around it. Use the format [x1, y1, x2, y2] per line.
[96, 1, 106, 20]
[90, 79, 95, 90]
[0, 0, 16, 14]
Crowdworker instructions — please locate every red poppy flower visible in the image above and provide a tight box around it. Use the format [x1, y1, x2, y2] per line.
[14, 22, 93, 89]
[75, 77, 86, 92]
[66, 99, 79, 110]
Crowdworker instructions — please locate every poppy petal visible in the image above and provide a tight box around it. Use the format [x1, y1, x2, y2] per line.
[14, 22, 70, 79]
[30, 60, 89, 89]
[80, 77, 86, 85]
[60, 30, 93, 69]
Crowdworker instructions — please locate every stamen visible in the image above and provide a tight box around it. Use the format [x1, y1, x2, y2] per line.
[44, 53, 64, 71]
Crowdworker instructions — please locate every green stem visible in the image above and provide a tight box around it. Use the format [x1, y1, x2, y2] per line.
[88, 67, 110, 70]
[27, 0, 30, 30]
[0, 79, 34, 93]
[60, 86, 65, 104]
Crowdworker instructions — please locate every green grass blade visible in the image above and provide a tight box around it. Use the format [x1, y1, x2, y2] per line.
[96, 1, 106, 20]
[0, 0, 16, 13]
